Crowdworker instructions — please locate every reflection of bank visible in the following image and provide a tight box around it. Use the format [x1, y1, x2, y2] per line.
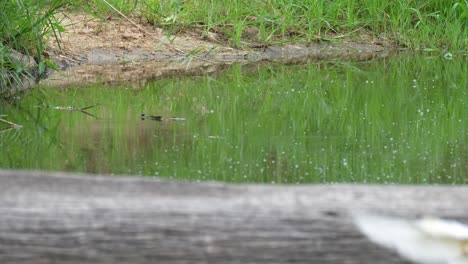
[62, 110, 191, 176]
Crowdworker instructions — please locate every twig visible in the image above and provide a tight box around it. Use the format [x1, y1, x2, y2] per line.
[0, 127, 16, 133]
[78, 104, 100, 111]
[98, 0, 149, 34]
[0, 118, 22, 130]
[51, 104, 100, 119]
[98, 0, 195, 58]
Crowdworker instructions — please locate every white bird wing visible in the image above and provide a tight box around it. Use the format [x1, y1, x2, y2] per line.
[353, 213, 468, 264]
[416, 218, 468, 240]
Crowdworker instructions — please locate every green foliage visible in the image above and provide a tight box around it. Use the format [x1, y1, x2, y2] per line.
[1, 0, 465, 90]
[84, 0, 140, 15]
[135, 0, 467, 50]
[0, 0, 68, 91]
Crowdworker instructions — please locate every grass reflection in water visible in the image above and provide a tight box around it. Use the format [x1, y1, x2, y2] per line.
[1, 56, 466, 184]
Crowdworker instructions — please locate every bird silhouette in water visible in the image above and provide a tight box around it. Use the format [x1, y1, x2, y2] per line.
[141, 113, 186, 121]
[141, 113, 163, 121]
[354, 213, 468, 264]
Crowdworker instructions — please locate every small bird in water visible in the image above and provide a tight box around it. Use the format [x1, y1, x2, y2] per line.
[141, 113, 163, 121]
[354, 213, 468, 264]
[141, 113, 186, 121]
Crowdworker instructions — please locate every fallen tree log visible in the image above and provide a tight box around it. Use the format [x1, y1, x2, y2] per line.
[0, 169, 467, 264]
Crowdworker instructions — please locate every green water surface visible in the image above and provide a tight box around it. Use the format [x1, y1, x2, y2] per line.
[1, 56, 466, 184]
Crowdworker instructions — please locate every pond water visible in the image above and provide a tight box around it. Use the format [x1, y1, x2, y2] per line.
[1, 55, 466, 184]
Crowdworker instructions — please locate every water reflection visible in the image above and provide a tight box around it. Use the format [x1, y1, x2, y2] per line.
[0, 56, 466, 184]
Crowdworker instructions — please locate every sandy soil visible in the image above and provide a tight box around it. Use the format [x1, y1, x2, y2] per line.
[42, 13, 395, 87]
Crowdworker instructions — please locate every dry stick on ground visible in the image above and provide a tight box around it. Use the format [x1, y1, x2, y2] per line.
[99, 0, 182, 54]
[98, 0, 149, 34]
[98, 0, 206, 57]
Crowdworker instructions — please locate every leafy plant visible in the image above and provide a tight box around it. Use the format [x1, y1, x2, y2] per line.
[1, 0, 68, 93]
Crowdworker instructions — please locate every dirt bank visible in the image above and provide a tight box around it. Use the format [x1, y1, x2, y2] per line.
[42, 13, 395, 88]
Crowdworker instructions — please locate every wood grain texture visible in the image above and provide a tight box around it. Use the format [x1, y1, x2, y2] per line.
[1, 169, 467, 264]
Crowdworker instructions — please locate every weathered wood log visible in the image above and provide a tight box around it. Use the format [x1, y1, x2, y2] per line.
[1, 169, 467, 264]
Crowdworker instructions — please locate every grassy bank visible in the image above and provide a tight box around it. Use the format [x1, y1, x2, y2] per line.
[1, 0, 467, 92]
[96, 0, 467, 50]
[0, 0, 67, 91]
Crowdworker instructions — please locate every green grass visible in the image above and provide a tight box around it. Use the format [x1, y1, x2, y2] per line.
[116, 0, 467, 50]
[1, 0, 466, 93]
[0, 0, 68, 92]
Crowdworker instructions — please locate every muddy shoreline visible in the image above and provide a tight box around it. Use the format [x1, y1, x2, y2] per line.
[42, 41, 394, 88]
[5, 13, 396, 92]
